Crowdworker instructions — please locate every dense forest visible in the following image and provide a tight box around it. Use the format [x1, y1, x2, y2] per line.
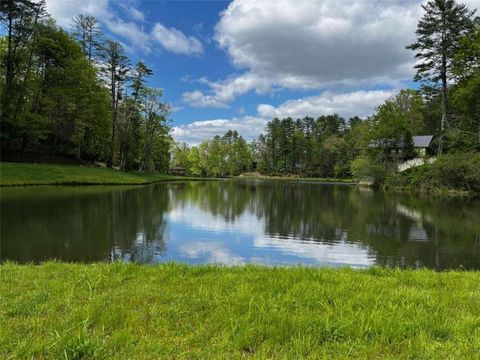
[1, 0, 479, 191]
[1, 0, 170, 172]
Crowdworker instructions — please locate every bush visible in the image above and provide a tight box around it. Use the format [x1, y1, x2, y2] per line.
[351, 156, 388, 186]
[334, 162, 352, 178]
[386, 152, 480, 193]
[430, 152, 480, 192]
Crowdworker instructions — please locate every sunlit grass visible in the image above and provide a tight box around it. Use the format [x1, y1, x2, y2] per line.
[1, 262, 479, 359]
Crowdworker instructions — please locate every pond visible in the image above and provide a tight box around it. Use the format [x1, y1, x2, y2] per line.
[1, 180, 479, 269]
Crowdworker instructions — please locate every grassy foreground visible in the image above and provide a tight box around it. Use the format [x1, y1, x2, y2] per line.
[0, 162, 202, 186]
[1, 263, 480, 359]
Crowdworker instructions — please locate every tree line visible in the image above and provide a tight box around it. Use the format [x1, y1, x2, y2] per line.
[1, 0, 171, 172]
[1, 0, 479, 181]
[172, 130, 252, 177]
[172, 0, 479, 185]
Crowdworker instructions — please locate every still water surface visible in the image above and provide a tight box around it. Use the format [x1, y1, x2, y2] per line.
[1, 180, 479, 269]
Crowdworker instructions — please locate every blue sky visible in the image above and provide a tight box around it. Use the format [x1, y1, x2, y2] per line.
[47, 0, 479, 143]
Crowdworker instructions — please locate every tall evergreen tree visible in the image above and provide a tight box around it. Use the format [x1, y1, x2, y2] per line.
[71, 14, 102, 63]
[406, 0, 476, 154]
[118, 61, 153, 170]
[451, 24, 480, 147]
[403, 131, 416, 160]
[100, 40, 129, 167]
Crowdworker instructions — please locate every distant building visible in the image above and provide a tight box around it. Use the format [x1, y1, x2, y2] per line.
[370, 135, 434, 159]
[169, 165, 187, 176]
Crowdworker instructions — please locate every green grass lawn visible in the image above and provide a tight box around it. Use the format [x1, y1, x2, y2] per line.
[0, 163, 203, 186]
[0, 162, 354, 187]
[1, 263, 479, 359]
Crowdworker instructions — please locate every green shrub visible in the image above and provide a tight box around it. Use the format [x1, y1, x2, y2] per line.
[430, 152, 480, 192]
[334, 162, 351, 178]
[386, 152, 480, 193]
[351, 156, 388, 186]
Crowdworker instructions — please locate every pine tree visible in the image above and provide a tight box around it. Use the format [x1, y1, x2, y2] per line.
[403, 131, 416, 160]
[406, 0, 476, 154]
[118, 62, 153, 170]
[100, 40, 129, 167]
[71, 15, 103, 63]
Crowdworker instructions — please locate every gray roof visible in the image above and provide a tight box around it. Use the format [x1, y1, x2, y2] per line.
[412, 135, 433, 148]
[369, 135, 434, 149]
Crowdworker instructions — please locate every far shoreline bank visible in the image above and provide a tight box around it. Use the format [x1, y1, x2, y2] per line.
[1, 162, 478, 197]
[0, 162, 357, 187]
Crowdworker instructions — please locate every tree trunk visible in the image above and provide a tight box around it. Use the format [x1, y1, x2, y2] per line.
[6, 12, 14, 87]
[108, 69, 116, 168]
[438, 50, 448, 155]
[16, 13, 39, 143]
[478, 121, 480, 148]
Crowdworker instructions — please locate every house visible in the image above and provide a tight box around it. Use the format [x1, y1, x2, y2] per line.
[370, 135, 434, 159]
[395, 135, 433, 157]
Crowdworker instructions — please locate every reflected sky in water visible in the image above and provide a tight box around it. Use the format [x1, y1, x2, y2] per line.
[1, 181, 479, 269]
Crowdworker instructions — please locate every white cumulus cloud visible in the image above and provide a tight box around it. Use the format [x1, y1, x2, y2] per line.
[45, 0, 203, 56]
[173, 89, 393, 143]
[181, 72, 271, 107]
[46, 0, 111, 28]
[257, 90, 394, 120]
[151, 23, 203, 55]
[180, 0, 423, 108]
[172, 116, 268, 144]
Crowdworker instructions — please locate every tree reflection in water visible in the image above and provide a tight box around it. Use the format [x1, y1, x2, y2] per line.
[1, 181, 479, 269]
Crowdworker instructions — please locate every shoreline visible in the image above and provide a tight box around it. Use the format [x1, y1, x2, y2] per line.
[0, 162, 217, 187]
[1, 162, 477, 196]
[235, 173, 357, 184]
[0, 162, 356, 187]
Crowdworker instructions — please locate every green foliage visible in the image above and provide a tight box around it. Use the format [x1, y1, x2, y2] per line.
[444, 128, 479, 152]
[252, 90, 427, 180]
[351, 156, 388, 186]
[2, 262, 480, 358]
[70, 14, 102, 63]
[255, 115, 350, 177]
[386, 152, 480, 193]
[450, 25, 480, 147]
[172, 131, 252, 177]
[1, 0, 479, 187]
[0, 5, 171, 174]
[403, 131, 416, 160]
[370, 90, 425, 149]
[0, 162, 193, 186]
[138, 88, 171, 172]
[187, 146, 202, 176]
[407, 0, 476, 85]
[406, 0, 477, 153]
[430, 152, 480, 192]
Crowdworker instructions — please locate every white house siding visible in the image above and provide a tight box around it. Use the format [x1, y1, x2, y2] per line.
[398, 157, 436, 172]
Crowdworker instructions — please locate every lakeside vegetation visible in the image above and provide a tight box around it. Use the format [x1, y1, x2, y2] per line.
[1, 2, 480, 358]
[1, 263, 480, 359]
[1, 0, 479, 194]
[385, 152, 480, 194]
[235, 173, 357, 183]
[1, 1, 170, 172]
[169, 1, 480, 191]
[0, 162, 201, 186]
